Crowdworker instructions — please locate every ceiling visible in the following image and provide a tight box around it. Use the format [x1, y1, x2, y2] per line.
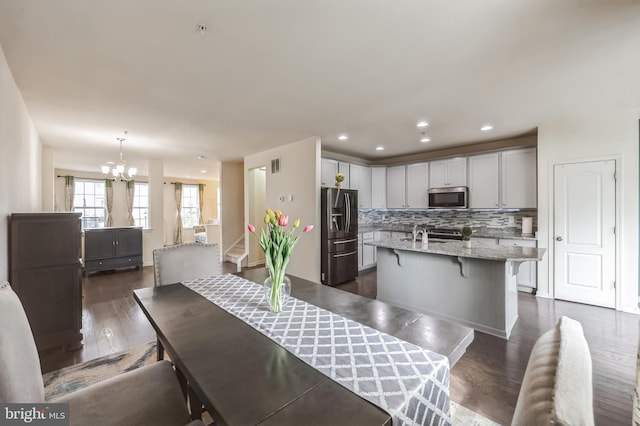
[0, 0, 639, 179]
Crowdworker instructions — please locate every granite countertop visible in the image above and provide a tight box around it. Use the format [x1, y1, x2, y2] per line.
[366, 238, 546, 262]
[359, 224, 536, 241]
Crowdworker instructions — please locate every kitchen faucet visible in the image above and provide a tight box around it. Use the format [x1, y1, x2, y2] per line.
[412, 224, 427, 245]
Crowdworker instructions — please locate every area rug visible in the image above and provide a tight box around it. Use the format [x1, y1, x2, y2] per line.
[43, 341, 501, 425]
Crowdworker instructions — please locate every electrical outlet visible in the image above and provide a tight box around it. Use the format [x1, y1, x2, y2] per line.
[508, 216, 515, 225]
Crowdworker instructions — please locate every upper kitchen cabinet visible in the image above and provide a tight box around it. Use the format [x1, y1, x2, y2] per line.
[468, 153, 501, 208]
[386, 165, 406, 208]
[406, 163, 429, 208]
[468, 149, 537, 209]
[338, 162, 351, 189]
[321, 158, 338, 187]
[501, 148, 536, 208]
[350, 164, 372, 208]
[371, 167, 387, 209]
[429, 157, 467, 188]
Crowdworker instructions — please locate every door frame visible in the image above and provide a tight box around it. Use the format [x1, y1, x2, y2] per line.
[548, 154, 621, 310]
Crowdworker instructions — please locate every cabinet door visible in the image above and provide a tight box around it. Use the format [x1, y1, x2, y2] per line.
[447, 157, 467, 187]
[406, 163, 429, 208]
[115, 228, 142, 257]
[350, 164, 371, 208]
[358, 234, 364, 270]
[371, 167, 387, 208]
[338, 162, 351, 189]
[362, 233, 376, 266]
[468, 153, 500, 208]
[85, 230, 115, 259]
[501, 149, 536, 208]
[429, 160, 448, 188]
[386, 166, 406, 208]
[321, 158, 338, 187]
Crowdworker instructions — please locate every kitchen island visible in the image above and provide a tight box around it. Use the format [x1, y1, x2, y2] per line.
[367, 238, 546, 339]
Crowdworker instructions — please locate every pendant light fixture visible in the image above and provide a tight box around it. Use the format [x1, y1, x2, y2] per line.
[101, 131, 137, 181]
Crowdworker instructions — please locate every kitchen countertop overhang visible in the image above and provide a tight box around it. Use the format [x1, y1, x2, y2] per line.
[367, 238, 546, 262]
[359, 224, 537, 241]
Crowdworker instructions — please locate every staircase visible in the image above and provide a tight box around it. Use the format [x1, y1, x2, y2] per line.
[224, 238, 248, 272]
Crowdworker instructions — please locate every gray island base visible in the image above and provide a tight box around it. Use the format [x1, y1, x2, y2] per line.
[369, 239, 546, 339]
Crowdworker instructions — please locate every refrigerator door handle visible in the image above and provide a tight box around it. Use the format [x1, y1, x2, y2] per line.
[333, 238, 357, 244]
[344, 193, 350, 232]
[333, 250, 358, 258]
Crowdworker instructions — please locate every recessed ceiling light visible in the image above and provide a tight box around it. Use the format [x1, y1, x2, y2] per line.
[416, 121, 429, 128]
[200, 170, 207, 173]
[480, 124, 494, 132]
[376, 146, 384, 151]
[338, 134, 348, 141]
[197, 155, 206, 160]
[420, 137, 431, 143]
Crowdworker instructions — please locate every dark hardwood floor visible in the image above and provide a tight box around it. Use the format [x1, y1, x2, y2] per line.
[39, 265, 638, 425]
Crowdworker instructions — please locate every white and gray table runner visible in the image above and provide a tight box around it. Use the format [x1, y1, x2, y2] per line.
[183, 274, 451, 426]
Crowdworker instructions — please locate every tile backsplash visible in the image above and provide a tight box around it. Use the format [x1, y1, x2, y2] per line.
[359, 209, 537, 232]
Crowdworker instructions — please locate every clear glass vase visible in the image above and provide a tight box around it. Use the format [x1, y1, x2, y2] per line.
[263, 273, 291, 313]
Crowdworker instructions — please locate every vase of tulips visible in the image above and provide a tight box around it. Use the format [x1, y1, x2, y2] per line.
[248, 209, 314, 312]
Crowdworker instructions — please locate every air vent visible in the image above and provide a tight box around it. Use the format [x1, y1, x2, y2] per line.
[271, 158, 280, 174]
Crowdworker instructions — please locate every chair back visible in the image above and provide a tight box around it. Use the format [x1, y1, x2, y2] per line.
[153, 243, 222, 286]
[0, 282, 45, 403]
[512, 316, 594, 426]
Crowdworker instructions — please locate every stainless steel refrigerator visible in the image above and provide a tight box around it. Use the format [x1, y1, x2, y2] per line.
[321, 188, 358, 286]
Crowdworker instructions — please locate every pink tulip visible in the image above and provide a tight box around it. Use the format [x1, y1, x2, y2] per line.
[247, 224, 256, 233]
[303, 225, 314, 233]
[278, 215, 289, 227]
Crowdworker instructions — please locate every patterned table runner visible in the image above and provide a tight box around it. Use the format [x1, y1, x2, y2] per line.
[183, 274, 451, 426]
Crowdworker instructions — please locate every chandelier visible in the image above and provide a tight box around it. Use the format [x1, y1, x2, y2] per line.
[101, 131, 137, 181]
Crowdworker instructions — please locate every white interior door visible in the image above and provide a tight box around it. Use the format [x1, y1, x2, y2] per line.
[554, 160, 616, 308]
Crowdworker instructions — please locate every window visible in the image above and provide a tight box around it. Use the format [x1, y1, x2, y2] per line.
[73, 179, 106, 229]
[181, 184, 200, 228]
[132, 182, 149, 228]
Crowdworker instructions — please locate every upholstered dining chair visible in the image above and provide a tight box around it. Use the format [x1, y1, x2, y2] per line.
[511, 316, 594, 426]
[152, 243, 222, 361]
[153, 243, 222, 287]
[0, 281, 203, 426]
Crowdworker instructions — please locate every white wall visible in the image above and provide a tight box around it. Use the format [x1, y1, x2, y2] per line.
[0, 44, 42, 281]
[244, 137, 321, 282]
[537, 109, 639, 313]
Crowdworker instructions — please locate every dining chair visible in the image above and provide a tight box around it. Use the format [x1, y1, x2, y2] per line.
[153, 243, 221, 287]
[152, 243, 222, 361]
[0, 281, 202, 426]
[511, 316, 594, 426]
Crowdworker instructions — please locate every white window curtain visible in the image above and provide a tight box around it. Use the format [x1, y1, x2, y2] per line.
[126, 180, 135, 226]
[64, 176, 75, 212]
[174, 182, 183, 244]
[198, 184, 205, 225]
[105, 179, 114, 227]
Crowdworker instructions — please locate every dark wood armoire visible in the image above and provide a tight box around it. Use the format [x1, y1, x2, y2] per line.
[9, 212, 83, 351]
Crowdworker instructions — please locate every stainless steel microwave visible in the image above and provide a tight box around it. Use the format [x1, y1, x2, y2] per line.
[428, 186, 468, 208]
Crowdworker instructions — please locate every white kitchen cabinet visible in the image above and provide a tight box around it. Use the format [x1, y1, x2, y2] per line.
[386, 165, 406, 208]
[501, 149, 536, 208]
[338, 162, 351, 189]
[350, 164, 372, 208]
[321, 158, 338, 187]
[429, 157, 467, 188]
[406, 163, 429, 208]
[358, 232, 376, 271]
[498, 238, 537, 292]
[468, 153, 501, 208]
[371, 167, 387, 209]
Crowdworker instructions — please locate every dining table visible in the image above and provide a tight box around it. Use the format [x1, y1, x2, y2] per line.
[133, 269, 474, 425]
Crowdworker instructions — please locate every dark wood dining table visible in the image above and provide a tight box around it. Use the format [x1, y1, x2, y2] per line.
[133, 269, 474, 425]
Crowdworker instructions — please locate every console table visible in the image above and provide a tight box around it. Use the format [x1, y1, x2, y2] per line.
[84, 227, 143, 276]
